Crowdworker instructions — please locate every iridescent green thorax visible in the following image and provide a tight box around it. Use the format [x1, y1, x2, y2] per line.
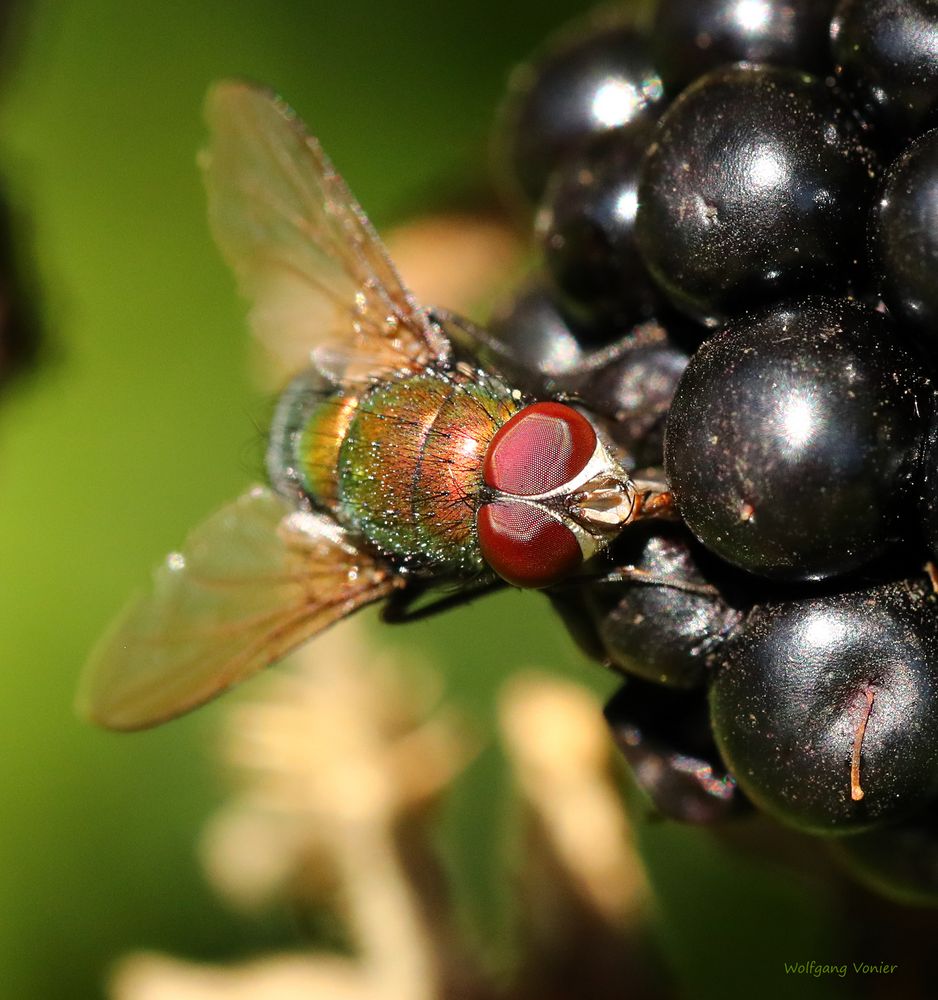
[336, 370, 520, 574]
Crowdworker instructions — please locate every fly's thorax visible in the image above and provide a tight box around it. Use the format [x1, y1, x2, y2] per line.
[337, 369, 521, 574]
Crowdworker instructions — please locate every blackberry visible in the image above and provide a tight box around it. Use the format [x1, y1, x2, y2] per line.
[578, 523, 744, 690]
[709, 578, 938, 834]
[665, 297, 927, 581]
[832, 0, 938, 148]
[495, 13, 665, 210]
[872, 128, 938, 342]
[653, 0, 838, 96]
[605, 680, 747, 825]
[536, 125, 660, 333]
[635, 64, 878, 324]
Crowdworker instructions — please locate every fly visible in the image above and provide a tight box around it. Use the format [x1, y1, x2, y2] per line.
[77, 81, 672, 731]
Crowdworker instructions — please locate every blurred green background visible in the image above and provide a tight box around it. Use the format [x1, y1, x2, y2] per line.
[0, 1, 908, 997]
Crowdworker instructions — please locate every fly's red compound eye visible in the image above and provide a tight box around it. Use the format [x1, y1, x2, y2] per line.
[477, 501, 582, 589]
[484, 401, 597, 496]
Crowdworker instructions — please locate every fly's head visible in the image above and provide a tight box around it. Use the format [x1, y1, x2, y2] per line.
[476, 401, 638, 588]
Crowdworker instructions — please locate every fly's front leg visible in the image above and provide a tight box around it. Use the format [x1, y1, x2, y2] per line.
[552, 556, 720, 599]
[587, 565, 720, 599]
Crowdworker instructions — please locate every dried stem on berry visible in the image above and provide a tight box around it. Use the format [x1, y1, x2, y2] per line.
[850, 688, 875, 803]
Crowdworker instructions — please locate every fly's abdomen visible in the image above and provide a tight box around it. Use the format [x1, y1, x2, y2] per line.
[337, 372, 519, 574]
[266, 369, 358, 511]
[298, 394, 358, 508]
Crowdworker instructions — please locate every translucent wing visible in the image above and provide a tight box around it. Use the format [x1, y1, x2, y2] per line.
[200, 79, 449, 382]
[77, 488, 397, 731]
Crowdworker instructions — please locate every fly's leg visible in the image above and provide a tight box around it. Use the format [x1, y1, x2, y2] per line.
[381, 576, 507, 625]
[592, 566, 720, 598]
[553, 563, 719, 599]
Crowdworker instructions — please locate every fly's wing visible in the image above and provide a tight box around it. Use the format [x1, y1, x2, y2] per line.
[77, 488, 397, 731]
[200, 79, 450, 383]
